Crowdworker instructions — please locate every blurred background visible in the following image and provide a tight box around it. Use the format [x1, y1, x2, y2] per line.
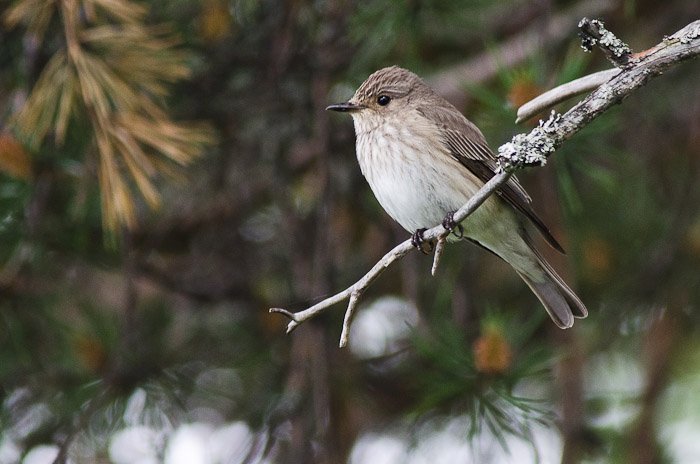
[1, 0, 699, 463]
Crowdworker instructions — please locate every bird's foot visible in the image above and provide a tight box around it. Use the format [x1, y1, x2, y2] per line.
[441, 211, 464, 239]
[411, 228, 433, 254]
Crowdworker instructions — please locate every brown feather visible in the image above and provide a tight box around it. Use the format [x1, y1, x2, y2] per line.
[416, 104, 565, 254]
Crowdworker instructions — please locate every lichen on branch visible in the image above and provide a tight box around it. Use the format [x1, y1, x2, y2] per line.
[497, 111, 562, 171]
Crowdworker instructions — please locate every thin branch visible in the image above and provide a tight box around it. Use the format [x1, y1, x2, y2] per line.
[431, 236, 447, 277]
[517, 18, 699, 124]
[578, 17, 632, 67]
[515, 69, 620, 123]
[270, 172, 512, 347]
[339, 292, 360, 348]
[271, 19, 700, 347]
[516, 19, 631, 124]
[555, 20, 699, 143]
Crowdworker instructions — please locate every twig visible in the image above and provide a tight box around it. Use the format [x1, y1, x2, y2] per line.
[271, 19, 700, 347]
[339, 292, 360, 347]
[516, 19, 632, 125]
[431, 236, 447, 277]
[556, 20, 699, 140]
[578, 17, 632, 67]
[519, 19, 700, 126]
[515, 69, 620, 123]
[517, 18, 670, 124]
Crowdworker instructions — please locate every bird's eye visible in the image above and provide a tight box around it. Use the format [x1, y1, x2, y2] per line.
[377, 95, 391, 106]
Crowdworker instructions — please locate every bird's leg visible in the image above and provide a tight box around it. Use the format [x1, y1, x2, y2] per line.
[441, 211, 464, 239]
[411, 228, 433, 254]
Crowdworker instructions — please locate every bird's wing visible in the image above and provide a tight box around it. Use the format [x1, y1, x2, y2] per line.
[417, 104, 564, 253]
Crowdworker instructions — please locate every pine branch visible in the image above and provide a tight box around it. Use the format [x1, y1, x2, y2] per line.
[5, 0, 214, 233]
[271, 19, 700, 347]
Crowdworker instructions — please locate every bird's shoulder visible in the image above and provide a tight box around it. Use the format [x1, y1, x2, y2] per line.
[416, 103, 531, 202]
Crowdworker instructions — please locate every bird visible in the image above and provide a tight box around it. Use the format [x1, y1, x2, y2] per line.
[326, 65, 587, 328]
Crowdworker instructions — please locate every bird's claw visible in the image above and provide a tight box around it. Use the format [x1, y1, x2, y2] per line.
[411, 228, 433, 254]
[442, 211, 464, 239]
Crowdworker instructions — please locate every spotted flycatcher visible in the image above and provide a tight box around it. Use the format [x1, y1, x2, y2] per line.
[327, 66, 587, 328]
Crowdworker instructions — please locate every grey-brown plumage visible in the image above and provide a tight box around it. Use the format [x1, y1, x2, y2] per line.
[327, 66, 587, 328]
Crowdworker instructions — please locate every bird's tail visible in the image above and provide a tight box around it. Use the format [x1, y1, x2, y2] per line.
[515, 247, 588, 329]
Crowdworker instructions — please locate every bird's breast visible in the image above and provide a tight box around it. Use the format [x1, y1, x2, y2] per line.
[354, 119, 486, 232]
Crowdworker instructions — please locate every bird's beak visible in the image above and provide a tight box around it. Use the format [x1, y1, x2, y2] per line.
[326, 101, 364, 112]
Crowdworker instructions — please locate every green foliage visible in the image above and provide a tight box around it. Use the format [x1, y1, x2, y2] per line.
[408, 311, 552, 448]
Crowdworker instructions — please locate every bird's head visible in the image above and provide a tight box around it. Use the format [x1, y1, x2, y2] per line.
[326, 66, 433, 125]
